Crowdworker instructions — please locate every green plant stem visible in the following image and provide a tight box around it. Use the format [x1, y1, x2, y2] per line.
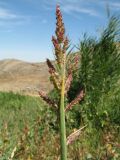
[60, 57, 67, 160]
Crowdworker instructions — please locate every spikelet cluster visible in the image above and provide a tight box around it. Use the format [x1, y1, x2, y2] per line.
[52, 5, 69, 66]
[46, 59, 61, 90]
[39, 91, 58, 110]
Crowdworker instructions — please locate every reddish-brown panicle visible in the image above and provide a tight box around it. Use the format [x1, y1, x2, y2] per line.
[52, 5, 69, 66]
[56, 5, 65, 43]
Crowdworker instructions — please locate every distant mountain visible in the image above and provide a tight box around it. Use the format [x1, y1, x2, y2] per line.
[0, 59, 52, 96]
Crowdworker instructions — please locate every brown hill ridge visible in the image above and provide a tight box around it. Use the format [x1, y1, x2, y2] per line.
[0, 59, 52, 96]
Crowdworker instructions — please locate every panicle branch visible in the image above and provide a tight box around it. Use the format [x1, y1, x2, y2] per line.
[46, 58, 61, 90]
[65, 90, 85, 112]
[39, 91, 58, 110]
[46, 58, 56, 72]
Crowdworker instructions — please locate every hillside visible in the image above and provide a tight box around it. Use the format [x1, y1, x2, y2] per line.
[0, 59, 52, 95]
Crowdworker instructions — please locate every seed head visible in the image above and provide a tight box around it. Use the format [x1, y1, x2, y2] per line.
[56, 5, 65, 43]
[52, 5, 69, 67]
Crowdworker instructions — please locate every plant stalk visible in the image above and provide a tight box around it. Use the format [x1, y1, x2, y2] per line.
[60, 56, 67, 160]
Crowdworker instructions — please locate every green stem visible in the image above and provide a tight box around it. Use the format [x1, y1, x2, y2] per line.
[60, 57, 67, 160]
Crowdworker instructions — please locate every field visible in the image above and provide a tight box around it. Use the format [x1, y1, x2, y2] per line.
[0, 91, 59, 159]
[0, 91, 120, 160]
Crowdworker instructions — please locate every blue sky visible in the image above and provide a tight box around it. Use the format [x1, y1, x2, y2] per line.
[0, 0, 120, 62]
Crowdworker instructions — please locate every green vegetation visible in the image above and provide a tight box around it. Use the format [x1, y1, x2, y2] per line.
[0, 91, 62, 159]
[0, 92, 88, 160]
[68, 16, 120, 128]
[0, 89, 120, 159]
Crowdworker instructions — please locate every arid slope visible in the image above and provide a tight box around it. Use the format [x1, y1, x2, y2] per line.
[0, 59, 52, 95]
